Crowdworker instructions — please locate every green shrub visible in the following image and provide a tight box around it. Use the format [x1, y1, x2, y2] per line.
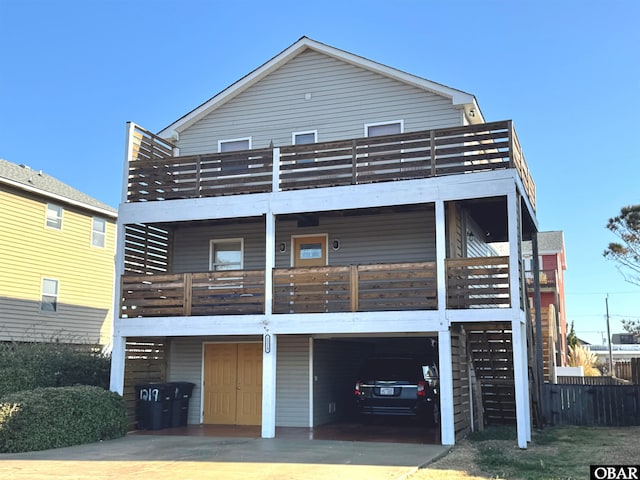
[0, 342, 110, 397]
[0, 386, 128, 453]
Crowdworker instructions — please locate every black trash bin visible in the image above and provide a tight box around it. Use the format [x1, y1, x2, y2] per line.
[135, 383, 173, 430]
[166, 382, 195, 427]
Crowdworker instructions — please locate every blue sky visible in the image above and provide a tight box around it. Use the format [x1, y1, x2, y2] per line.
[1, 0, 638, 344]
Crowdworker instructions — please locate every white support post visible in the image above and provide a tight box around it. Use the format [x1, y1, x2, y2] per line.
[521, 319, 532, 442]
[265, 212, 275, 315]
[507, 190, 522, 313]
[438, 329, 455, 445]
[261, 333, 277, 438]
[435, 200, 447, 312]
[272, 147, 280, 193]
[512, 319, 529, 448]
[109, 335, 127, 395]
[507, 188, 529, 448]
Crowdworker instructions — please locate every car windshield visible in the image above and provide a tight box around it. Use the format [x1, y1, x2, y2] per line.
[359, 358, 421, 381]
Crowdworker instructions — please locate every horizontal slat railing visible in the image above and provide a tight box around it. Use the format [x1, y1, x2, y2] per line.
[121, 270, 265, 317]
[525, 269, 558, 289]
[121, 258, 518, 317]
[446, 256, 511, 309]
[272, 261, 437, 314]
[127, 121, 535, 210]
[127, 148, 273, 201]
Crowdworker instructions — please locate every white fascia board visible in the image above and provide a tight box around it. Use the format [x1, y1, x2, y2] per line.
[267, 310, 443, 335]
[447, 308, 520, 323]
[0, 177, 117, 219]
[118, 171, 518, 225]
[117, 193, 271, 225]
[271, 171, 518, 215]
[114, 315, 266, 337]
[114, 310, 444, 337]
[158, 37, 478, 138]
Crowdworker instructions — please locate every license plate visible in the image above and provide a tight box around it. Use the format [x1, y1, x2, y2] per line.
[379, 387, 395, 396]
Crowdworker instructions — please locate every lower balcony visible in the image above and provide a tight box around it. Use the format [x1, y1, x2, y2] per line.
[120, 257, 512, 318]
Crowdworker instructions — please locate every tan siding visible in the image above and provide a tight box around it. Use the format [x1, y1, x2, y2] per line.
[0, 186, 116, 345]
[170, 207, 436, 273]
[276, 335, 310, 427]
[178, 50, 462, 154]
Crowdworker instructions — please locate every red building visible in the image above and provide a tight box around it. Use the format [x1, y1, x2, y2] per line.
[523, 231, 568, 378]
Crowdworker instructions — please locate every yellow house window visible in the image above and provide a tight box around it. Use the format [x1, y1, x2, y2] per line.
[92, 217, 106, 248]
[41, 278, 58, 312]
[45, 204, 63, 230]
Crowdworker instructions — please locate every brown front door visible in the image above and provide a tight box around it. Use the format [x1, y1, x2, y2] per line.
[292, 235, 327, 267]
[203, 343, 262, 425]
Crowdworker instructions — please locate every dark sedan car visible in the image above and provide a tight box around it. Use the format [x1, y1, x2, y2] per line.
[354, 356, 439, 426]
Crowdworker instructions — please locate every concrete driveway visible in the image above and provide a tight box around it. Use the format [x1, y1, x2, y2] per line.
[0, 434, 449, 480]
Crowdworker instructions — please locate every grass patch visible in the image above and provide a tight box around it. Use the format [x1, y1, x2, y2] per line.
[411, 425, 640, 480]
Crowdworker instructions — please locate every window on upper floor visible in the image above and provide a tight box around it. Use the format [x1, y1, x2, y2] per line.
[209, 239, 244, 271]
[92, 217, 106, 248]
[292, 130, 317, 145]
[292, 130, 318, 165]
[218, 137, 251, 152]
[218, 138, 252, 173]
[365, 120, 403, 137]
[41, 278, 58, 312]
[45, 204, 63, 230]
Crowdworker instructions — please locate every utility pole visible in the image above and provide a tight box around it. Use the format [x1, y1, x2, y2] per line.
[606, 295, 614, 376]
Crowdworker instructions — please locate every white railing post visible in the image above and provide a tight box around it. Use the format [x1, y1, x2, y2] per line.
[122, 122, 136, 204]
[272, 147, 280, 192]
[265, 212, 275, 315]
[435, 200, 447, 311]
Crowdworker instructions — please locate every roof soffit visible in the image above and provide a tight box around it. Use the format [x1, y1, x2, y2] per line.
[158, 37, 480, 138]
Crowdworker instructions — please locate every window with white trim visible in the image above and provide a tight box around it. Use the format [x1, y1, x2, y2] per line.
[292, 130, 317, 145]
[92, 217, 106, 248]
[46, 204, 63, 230]
[209, 239, 244, 271]
[293, 130, 318, 165]
[218, 137, 251, 152]
[365, 120, 403, 137]
[41, 278, 58, 312]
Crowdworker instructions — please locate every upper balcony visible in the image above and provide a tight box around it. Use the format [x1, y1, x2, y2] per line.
[126, 120, 536, 211]
[525, 269, 559, 291]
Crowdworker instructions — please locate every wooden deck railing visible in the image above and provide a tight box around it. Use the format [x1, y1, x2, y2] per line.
[121, 270, 266, 317]
[120, 257, 513, 318]
[127, 121, 536, 210]
[525, 269, 558, 289]
[272, 262, 437, 314]
[446, 256, 511, 309]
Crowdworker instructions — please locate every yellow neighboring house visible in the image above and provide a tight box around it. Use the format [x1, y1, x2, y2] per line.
[0, 158, 117, 346]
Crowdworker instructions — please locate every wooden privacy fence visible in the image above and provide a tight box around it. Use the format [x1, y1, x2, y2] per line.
[556, 375, 629, 386]
[544, 383, 640, 426]
[615, 358, 640, 384]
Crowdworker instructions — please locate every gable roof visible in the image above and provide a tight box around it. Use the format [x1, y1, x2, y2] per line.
[0, 158, 117, 218]
[522, 231, 567, 268]
[158, 36, 483, 139]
